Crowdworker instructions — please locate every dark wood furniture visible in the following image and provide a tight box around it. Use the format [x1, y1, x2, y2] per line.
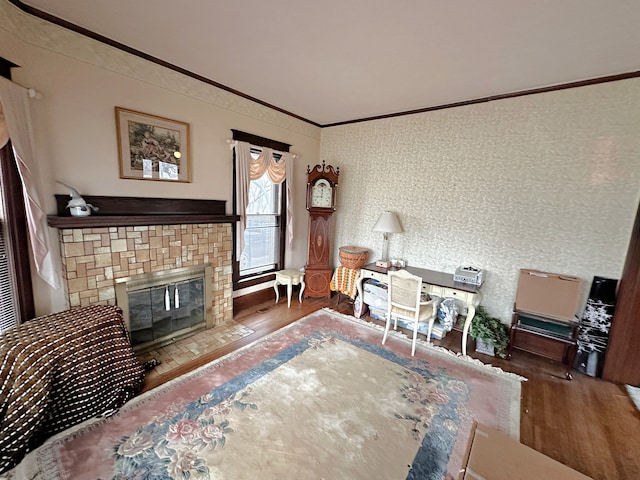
[304, 162, 339, 299]
[602, 203, 640, 385]
[508, 310, 578, 380]
[47, 195, 239, 228]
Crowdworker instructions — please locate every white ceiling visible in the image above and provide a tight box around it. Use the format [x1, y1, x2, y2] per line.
[21, 0, 640, 125]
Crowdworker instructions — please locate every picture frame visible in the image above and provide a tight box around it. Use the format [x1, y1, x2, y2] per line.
[115, 107, 191, 182]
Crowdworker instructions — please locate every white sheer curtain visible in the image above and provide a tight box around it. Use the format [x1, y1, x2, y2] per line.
[234, 140, 294, 257]
[0, 77, 61, 289]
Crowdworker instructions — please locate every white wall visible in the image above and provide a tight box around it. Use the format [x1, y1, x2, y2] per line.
[322, 81, 640, 322]
[0, 1, 320, 315]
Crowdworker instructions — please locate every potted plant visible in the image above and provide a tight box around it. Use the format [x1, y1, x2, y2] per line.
[470, 306, 509, 358]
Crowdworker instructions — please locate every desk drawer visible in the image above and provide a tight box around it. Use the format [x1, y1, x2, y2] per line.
[362, 270, 387, 283]
[441, 287, 472, 303]
[423, 284, 438, 296]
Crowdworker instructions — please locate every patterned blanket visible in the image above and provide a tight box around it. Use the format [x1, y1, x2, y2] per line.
[330, 266, 361, 299]
[0, 305, 144, 473]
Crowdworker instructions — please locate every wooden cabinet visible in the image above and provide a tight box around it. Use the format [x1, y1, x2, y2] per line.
[508, 311, 578, 379]
[306, 214, 331, 267]
[304, 162, 339, 299]
[304, 212, 333, 298]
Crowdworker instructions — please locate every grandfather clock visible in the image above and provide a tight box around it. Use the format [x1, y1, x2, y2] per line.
[305, 161, 339, 298]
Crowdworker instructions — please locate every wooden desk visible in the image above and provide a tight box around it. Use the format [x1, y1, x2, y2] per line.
[356, 263, 482, 356]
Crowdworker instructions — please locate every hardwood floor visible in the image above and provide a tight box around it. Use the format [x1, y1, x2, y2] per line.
[141, 296, 640, 480]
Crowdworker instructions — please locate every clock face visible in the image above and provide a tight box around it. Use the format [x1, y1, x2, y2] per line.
[311, 179, 333, 208]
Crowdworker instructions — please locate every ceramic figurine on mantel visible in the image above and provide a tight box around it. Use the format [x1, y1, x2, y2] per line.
[58, 181, 99, 217]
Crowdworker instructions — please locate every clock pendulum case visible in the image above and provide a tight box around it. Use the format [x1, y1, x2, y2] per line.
[304, 161, 340, 298]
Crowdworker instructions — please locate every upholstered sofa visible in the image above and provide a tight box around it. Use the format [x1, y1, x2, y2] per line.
[0, 304, 144, 473]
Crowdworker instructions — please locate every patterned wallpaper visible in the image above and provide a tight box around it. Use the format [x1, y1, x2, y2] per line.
[321, 79, 640, 322]
[3, 0, 640, 322]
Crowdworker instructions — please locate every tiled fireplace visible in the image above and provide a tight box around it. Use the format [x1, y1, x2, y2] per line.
[48, 196, 239, 341]
[115, 262, 213, 353]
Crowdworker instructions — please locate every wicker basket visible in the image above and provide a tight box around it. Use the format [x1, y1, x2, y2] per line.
[338, 246, 369, 269]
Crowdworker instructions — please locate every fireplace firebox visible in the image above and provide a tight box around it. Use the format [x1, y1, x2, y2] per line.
[115, 264, 213, 353]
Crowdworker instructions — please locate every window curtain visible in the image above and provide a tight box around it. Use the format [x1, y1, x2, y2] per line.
[234, 140, 294, 256]
[0, 77, 61, 289]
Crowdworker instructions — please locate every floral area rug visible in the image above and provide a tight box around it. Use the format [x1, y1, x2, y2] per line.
[5, 308, 524, 480]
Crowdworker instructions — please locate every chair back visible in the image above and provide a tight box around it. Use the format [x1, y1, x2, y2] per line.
[388, 269, 423, 313]
[383, 268, 437, 356]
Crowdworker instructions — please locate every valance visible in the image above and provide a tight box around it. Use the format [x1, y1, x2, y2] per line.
[234, 140, 294, 257]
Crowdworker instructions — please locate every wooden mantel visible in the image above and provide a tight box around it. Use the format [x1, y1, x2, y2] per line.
[47, 214, 239, 228]
[47, 195, 239, 228]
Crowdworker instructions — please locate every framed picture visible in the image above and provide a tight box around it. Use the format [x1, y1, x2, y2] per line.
[115, 107, 191, 182]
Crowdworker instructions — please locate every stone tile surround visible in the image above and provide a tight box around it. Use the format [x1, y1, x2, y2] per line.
[137, 320, 255, 380]
[57, 223, 233, 326]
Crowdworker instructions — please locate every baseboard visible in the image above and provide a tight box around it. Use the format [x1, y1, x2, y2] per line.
[233, 288, 275, 313]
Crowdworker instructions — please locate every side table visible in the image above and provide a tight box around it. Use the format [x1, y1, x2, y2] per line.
[508, 310, 578, 380]
[274, 270, 305, 308]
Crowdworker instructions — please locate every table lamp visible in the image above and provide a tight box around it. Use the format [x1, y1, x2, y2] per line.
[372, 211, 403, 268]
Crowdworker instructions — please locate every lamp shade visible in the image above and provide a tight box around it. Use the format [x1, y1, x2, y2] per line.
[372, 211, 403, 233]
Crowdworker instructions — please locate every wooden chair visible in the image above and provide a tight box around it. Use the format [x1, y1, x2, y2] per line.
[382, 269, 438, 356]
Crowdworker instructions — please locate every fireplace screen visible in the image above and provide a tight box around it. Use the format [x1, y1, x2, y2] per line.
[115, 264, 212, 353]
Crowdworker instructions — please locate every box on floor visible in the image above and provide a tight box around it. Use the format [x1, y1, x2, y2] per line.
[460, 423, 592, 479]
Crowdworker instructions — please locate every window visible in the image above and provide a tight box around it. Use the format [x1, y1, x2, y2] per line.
[231, 130, 290, 290]
[0, 217, 20, 332]
[0, 57, 35, 332]
[240, 166, 282, 276]
[0, 59, 40, 327]
[0, 141, 34, 330]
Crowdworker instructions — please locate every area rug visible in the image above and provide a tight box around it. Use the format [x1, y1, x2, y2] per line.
[5, 308, 525, 480]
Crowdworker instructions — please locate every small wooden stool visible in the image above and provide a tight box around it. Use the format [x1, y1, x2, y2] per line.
[274, 270, 305, 308]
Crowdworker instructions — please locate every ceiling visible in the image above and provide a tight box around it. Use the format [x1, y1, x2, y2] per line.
[19, 0, 640, 126]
